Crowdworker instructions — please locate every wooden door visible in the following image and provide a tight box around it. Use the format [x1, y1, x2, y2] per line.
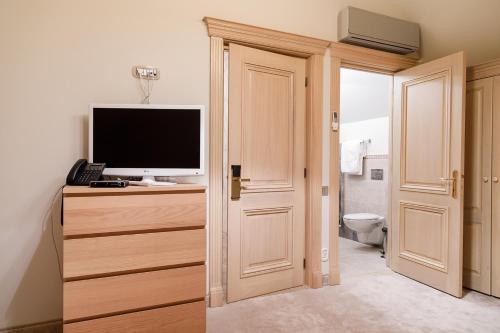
[227, 43, 306, 302]
[492, 76, 500, 297]
[391, 52, 465, 297]
[463, 78, 492, 294]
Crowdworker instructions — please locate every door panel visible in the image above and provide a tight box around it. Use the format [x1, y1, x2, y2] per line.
[242, 64, 294, 189]
[492, 76, 500, 297]
[399, 201, 448, 272]
[391, 52, 465, 297]
[463, 78, 492, 294]
[228, 43, 306, 302]
[400, 70, 451, 194]
[241, 207, 293, 276]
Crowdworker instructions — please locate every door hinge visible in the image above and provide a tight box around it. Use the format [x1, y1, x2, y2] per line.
[440, 170, 458, 199]
[305, 77, 308, 87]
[303, 258, 306, 268]
[304, 168, 307, 178]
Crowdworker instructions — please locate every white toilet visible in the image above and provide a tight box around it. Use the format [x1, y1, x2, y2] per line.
[343, 213, 385, 245]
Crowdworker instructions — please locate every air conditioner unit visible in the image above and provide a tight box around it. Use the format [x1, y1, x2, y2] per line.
[338, 7, 420, 55]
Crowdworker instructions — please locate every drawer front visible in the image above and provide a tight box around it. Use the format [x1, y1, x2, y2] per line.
[64, 229, 205, 280]
[63, 192, 205, 237]
[63, 301, 206, 333]
[64, 265, 205, 323]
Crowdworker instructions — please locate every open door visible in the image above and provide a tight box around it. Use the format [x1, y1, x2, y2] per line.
[391, 52, 465, 297]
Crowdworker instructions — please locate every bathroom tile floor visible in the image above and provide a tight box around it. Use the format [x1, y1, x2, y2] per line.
[207, 237, 500, 333]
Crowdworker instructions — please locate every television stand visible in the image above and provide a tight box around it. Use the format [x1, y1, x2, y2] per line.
[61, 185, 206, 331]
[129, 176, 177, 186]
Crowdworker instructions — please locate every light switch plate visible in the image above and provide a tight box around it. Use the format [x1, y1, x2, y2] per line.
[133, 66, 160, 80]
[322, 186, 329, 196]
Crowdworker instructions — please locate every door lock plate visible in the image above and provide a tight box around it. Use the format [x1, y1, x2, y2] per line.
[231, 165, 242, 200]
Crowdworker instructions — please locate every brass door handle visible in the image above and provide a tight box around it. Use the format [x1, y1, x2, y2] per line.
[483, 177, 489, 183]
[493, 177, 499, 183]
[240, 178, 251, 190]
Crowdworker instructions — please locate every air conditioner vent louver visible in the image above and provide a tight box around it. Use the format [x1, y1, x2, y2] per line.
[338, 7, 420, 55]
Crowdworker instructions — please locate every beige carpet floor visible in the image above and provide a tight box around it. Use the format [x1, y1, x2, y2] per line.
[207, 237, 500, 333]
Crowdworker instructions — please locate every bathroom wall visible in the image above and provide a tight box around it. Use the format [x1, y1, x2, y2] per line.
[340, 116, 389, 155]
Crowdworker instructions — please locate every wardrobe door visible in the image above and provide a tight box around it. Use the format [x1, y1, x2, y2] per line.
[464, 78, 493, 294]
[492, 76, 500, 297]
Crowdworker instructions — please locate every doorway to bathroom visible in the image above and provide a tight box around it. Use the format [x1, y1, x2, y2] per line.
[338, 68, 392, 278]
[330, 48, 465, 297]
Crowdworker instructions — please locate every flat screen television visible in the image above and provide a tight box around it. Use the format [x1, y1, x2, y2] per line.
[89, 104, 204, 182]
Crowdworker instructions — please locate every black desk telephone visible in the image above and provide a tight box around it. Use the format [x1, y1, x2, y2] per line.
[66, 159, 106, 186]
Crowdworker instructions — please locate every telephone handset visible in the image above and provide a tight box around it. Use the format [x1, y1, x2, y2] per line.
[66, 159, 106, 186]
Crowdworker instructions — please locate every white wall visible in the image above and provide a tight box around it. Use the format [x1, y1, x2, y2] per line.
[340, 69, 392, 123]
[2, 0, 500, 328]
[340, 117, 389, 155]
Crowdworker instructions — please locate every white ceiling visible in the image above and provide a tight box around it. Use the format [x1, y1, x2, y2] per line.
[340, 68, 392, 124]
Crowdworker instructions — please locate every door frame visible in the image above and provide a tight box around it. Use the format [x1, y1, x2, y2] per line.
[204, 17, 330, 306]
[467, 58, 500, 81]
[328, 42, 418, 284]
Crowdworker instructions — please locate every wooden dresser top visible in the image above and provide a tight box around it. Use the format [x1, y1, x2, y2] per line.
[63, 184, 206, 197]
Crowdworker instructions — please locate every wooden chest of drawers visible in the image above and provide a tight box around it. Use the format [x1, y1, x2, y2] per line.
[62, 185, 206, 333]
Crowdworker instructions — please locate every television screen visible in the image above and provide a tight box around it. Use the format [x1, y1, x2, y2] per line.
[90, 105, 203, 176]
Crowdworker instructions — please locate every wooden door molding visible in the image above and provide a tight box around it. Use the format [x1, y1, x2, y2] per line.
[467, 58, 500, 81]
[330, 42, 418, 74]
[205, 17, 329, 307]
[306, 54, 326, 288]
[208, 36, 225, 307]
[328, 44, 417, 285]
[204, 17, 330, 57]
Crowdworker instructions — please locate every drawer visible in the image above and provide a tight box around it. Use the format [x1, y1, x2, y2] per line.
[64, 229, 205, 280]
[63, 192, 205, 237]
[64, 265, 205, 323]
[63, 301, 206, 333]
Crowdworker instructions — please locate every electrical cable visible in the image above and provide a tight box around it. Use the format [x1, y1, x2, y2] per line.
[44, 184, 65, 281]
[139, 76, 147, 104]
[138, 73, 154, 104]
[148, 79, 154, 104]
[146, 79, 150, 104]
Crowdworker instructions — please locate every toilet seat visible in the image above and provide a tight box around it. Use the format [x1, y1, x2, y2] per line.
[343, 213, 382, 222]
